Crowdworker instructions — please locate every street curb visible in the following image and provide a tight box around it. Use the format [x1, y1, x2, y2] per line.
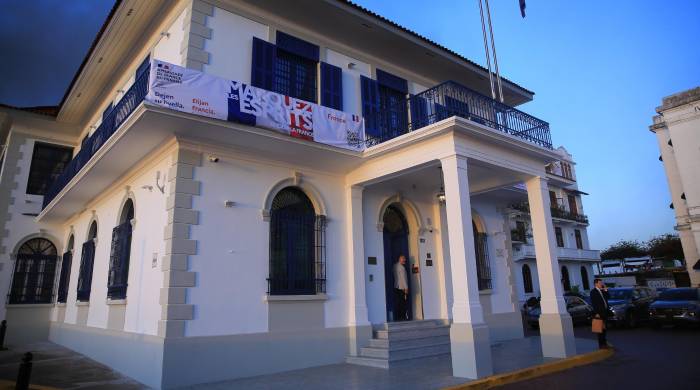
[443, 347, 614, 390]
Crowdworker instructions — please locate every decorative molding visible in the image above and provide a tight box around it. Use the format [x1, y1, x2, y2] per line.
[159, 147, 202, 338]
[181, 0, 213, 71]
[261, 175, 328, 221]
[375, 194, 425, 235]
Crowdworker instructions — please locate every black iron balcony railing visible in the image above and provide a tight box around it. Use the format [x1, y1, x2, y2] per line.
[365, 81, 552, 149]
[42, 66, 151, 209]
[508, 202, 589, 225]
[550, 206, 589, 224]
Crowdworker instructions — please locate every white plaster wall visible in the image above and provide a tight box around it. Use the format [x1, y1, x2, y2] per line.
[60, 155, 171, 335]
[362, 186, 444, 324]
[325, 50, 370, 116]
[471, 199, 517, 315]
[153, 7, 188, 66]
[187, 152, 350, 336]
[204, 7, 269, 84]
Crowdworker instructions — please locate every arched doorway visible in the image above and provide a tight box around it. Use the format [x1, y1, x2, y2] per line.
[561, 265, 571, 292]
[9, 238, 58, 304]
[383, 204, 411, 322]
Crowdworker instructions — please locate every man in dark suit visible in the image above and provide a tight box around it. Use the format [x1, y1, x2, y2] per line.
[590, 278, 610, 349]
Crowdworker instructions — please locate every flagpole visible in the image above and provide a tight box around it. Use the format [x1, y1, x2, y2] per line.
[477, 0, 496, 100]
[484, 0, 504, 103]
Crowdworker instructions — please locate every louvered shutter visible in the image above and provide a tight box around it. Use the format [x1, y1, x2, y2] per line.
[320, 62, 343, 110]
[361, 76, 380, 138]
[251, 37, 277, 90]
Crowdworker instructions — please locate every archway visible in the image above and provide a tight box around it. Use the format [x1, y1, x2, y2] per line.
[383, 204, 412, 322]
[9, 238, 58, 304]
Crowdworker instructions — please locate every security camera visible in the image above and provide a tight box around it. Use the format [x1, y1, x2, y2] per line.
[208, 155, 219, 163]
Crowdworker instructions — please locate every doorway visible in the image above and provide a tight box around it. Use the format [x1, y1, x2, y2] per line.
[383, 204, 412, 322]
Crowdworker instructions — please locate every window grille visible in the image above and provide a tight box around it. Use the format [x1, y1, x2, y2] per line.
[268, 187, 326, 295]
[56, 250, 72, 303]
[8, 238, 58, 304]
[107, 220, 133, 300]
[77, 222, 98, 302]
[275, 50, 317, 103]
[474, 232, 492, 290]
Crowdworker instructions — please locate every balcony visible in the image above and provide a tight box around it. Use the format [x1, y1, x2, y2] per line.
[545, 163, 575, 182]
[511, 228, 527, 243]
[42, 67, 150, 209]
[513, 244, 599, 262]
[507, 202, 589, 225]
[365, 81, 552, 149]
[550, 206, 589, 224]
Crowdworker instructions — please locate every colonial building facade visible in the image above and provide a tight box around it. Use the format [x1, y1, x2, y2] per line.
[650, 86, 700, 287]
[0, 0, 597, 387]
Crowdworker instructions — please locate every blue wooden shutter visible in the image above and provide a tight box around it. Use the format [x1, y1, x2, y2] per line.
[276, 31, 320, 62]
[251, 37, 276, 90]
[361, 75, 380, 138]
[409, 94, 428, 130]
[320, 62, 343, 110]
[376, 69, 408, 94]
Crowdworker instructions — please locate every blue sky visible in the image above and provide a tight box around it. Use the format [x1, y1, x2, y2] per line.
[1, 1, 698, 249]
[352, 0, 700, 249]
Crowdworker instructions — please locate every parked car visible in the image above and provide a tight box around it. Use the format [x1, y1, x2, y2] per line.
[607, 286, 656, 328]
[564, 290, 591, 305]
[525, 296, 593, 329]
[649, 287, 700, 329]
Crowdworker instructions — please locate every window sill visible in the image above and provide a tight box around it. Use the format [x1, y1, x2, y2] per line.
[479, 289, 493, 295]
[106, 299, 127, 306]
[76, 301, 90, 306]
[5, 303, 55, 308]
[264, 294, 328, 302]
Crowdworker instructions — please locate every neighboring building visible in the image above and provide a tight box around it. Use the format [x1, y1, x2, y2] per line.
[0, 0, 589, 387]
[505, 147, 600, 304]
[650, 86, 700, 287]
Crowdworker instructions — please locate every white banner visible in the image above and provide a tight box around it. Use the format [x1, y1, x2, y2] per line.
[146, 60, 365, 151]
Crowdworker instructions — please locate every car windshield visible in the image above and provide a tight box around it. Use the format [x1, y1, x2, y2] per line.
[608, 289, 632, 300]
[658, 289, 699, 301]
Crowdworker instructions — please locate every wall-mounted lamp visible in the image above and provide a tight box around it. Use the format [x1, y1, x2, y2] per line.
[208, 155, 219, 163]
[347, 62, 356, 69]
[224, 200, 235, 208]
[436, 167, 446, 203]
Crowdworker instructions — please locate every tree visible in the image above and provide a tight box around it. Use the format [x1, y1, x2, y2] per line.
[646, 234, 684, 264]
[600, 240, 646, 260]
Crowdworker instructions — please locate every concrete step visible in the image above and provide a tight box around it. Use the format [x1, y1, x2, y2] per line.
[345, 356, 389, 369]
[374, 325, 450, 340]
[369, 335, 451, 350]
[376, 320, 445, 331]
[361, 340, 451, 360]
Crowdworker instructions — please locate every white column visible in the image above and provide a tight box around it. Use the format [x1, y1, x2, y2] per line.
[440, 155, 493, 379]
[345, 185, 371, 355]
[526, 176, 576, 358]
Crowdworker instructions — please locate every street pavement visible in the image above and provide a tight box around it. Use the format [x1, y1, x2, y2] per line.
[497, 324, 700, 390]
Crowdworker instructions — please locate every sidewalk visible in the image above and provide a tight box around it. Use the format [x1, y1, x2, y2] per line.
[0, 342, 143, 389]
[0, 336, 599, 389]
[188, 337, 599, 390]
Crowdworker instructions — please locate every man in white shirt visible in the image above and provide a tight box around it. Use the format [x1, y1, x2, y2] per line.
[393, 255, 409, 321]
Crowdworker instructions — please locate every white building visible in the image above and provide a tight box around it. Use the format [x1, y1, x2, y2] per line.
[650, 86, 700, 287]
[506, 147, 599, 304]
[0, 0, 596, 387]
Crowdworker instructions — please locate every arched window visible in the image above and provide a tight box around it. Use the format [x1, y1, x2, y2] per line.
[108, 199, 134, 299]
[56, 235, 74, 303]
[9, 238, 58, 304]
[473, 221, 492, 290]
[77, 221, 98, 301]
[581, 266, 590, 290]
[561, 265, 571, 292]
[522, 264, 533, 294]
[268, 187, 326, 295]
